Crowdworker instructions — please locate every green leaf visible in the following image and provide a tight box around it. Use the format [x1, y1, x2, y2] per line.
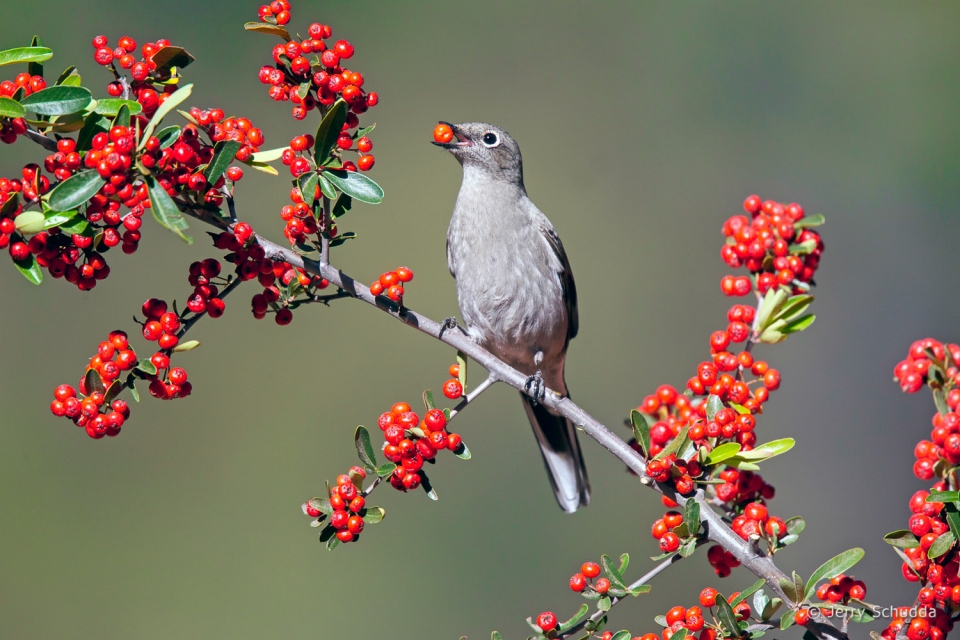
[927, 491, 960, 503]
[146, 174, 192, 244]
[668, 630, 687, 640]
[557, 604, 589, 633]
[42, 208, 79, 230]
[376, 463, 396, 477]
[84, 368, 105, 396]
[928, 531, 956, 559]
[782, 314, 816, 335]
[250, 147, 288, 163]
[0, 97, 25, 118]
[20, 86, 92, 116]
[203, 140, 243, 184]
[155, 125, 181, 149]
[653, 425, 689, 462]
[361, 506, 385, 524]
[761, 597, 782, 621]
[243, 21, 292, 40]
[94, 98, 142, 117]
[112, 103, 131, 130]
[457, 351, 468, 388]
[331, 194, 352, 218]
[420, 470, 438, 500]
[14, 210, 45, 235]
[323, 170, 384, 205]
[27, 36, 44, 77]
[771, 294, 814, 324]
[706, 442, 742, 466]
[780, 610, 796, 631]
[139, 83, 193, 149]
[150, 46, 195, 73]
[76, 112, 110, 151]
[883, 530, 920, 549]
[454, 442, 471, 460]
[314, 99, 348, 162]
[715, 595, 739, 636]
[631, 584, 651, 596]
[13, 254, 42, 285]
[298, 171, 320, 208]
[317, 173, 337, 200]
[135, 359, 158, 376]
[778, 577, 798, 603]
[794, 214, 825, 228]
[731, 579, 765, 607]
[307, 497, 333, 515]
[630, 409, 651, 458]
[597, 596, 612, 612]
[705, 394, 723, 421]
[618, 553, 629, 575]
[786, 516, 806, 535]
[756, 287, 789, 333]
[55, 65, 77, 86]
[600, 554, 627, 590]
[172, 340, 200, 353]
[0, 46, 53, 67]
[491, 633, 502, 640]
[732, 438, 795, 461]
[59, 216, 88, 236]
[422, 389, 436, 411]
[354, 425, 377, 470]
[46, 169, 104, 212]
[804, 548, 865, 601]
[325, 535, 340, 551]
[679, 538, 697, 557]
[609, 632, 631, 640]
[683, 499, 700, 535]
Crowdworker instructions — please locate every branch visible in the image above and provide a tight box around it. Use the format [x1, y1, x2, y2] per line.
[23, 126, 58, 152]
[559, 549, 695, 639]
[172, 201, 846, 640]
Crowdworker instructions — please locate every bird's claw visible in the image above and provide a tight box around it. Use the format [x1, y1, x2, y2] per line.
[439, 316, 462, 339]
[524, 370, 545, 405]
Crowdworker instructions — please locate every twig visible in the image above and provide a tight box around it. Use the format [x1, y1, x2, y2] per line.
[22, 127, 57, 152]
[448, 373, 497, 419]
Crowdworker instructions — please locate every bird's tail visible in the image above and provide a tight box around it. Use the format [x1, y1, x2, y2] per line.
[520, 393, 591, 513]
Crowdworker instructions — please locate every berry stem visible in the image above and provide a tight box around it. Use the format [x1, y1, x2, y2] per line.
[448, 373, 497, 419]
[175, 275, 243, 339]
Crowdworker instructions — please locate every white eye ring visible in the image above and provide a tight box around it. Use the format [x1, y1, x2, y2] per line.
[481, 132, 500, 147]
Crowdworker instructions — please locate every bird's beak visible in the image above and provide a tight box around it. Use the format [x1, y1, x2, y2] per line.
[432, 121, 473, 149]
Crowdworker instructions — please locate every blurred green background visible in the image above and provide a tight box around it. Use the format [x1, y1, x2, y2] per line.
[2, 1, 960, 638]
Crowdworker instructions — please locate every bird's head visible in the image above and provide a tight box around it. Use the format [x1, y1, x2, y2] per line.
[432, 122, 524, 187]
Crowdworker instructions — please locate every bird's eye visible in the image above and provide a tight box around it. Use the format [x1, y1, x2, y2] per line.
[482, 132, 500, 147]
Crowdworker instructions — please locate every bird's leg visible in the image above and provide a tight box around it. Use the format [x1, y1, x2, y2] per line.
[439, 316, 467, 339]
[524, 370, 545, 405]
[525, 348, 546, 404]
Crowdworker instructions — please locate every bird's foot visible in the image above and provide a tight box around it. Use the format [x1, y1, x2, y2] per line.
[524, 370, 545, 405]
[439, 316, 465, 339]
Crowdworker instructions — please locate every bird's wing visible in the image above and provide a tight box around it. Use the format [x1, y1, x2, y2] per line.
[446, 238, 456, 279]
[540, 224, 579, 342]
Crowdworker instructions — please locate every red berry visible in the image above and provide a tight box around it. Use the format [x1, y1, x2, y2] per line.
[569, 573, 587, 592]
[442, 379, 463, 399]
[581, 562, 601, 578]
[699, 587, 717, 608]
[536, 612, 557, 633]
[795, 608, 811, 626]
[659, 531, 680, 553]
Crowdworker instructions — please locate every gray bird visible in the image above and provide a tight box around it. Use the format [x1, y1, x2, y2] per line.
[434, 121, 590, 513]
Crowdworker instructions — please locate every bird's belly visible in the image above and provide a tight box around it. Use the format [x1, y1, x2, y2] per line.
[457, 266, 567, 372]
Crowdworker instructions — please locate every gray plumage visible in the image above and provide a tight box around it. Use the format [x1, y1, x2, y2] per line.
[435, 122, 590, 513]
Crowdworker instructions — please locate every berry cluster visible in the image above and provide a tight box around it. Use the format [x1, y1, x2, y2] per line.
[0, 72, 44, 144]
[49, 331, 133, 438]
[211, 224, 331, 325]
[705, 545, 742, 578]
[814, 574, 867, 605]
[880, 338, 960, 640]
[303, 467, 368, 543]
[719, 195, 823, 297]
[368, 266, 412, 302]
[378, 402, 464, 491]
[91, 35, 187, 115]
[568, 561, 610, 596]
[139, 297, 193, 400]
[144, 118, 260, 207]
[255, 2, 380, 131]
